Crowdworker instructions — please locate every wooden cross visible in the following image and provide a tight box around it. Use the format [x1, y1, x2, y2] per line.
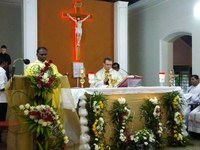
[62, 1, 92, 61]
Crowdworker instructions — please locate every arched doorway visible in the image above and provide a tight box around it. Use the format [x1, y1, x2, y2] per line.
[173, 35, 192, 92]
[160, 32, 192, 90]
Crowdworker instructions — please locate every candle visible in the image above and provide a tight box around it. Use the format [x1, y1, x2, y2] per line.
[80, 68, 84, 74]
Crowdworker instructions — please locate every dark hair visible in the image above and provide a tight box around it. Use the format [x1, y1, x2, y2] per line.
[1, 45, 7, 49]
[191, 74, 199, 80]
[112, 62, 120, 68]
[37, 47, 47, 54]
[103, 57, 112, 63]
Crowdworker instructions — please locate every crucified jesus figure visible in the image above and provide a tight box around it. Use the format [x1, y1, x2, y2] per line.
[67, 13, 90, 47]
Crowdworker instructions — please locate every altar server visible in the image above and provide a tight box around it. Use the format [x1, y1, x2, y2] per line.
[0, 54, 8, 142]
[184, 75, 200, 127]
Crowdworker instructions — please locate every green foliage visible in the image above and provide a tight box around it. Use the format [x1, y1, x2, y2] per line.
[162, 91, 190, 147]
[85, 92, 108, 149]
[18, 104, 68, 150]
[140, 98, 163, 149]
[110, 97, 133, 150]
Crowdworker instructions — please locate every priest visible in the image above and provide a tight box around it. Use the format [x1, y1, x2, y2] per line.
[94, 57, 123, 88]
[25, 47, 61, 76]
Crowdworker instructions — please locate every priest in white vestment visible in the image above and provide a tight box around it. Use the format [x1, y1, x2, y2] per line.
[184, 75, 200, 128]
[94, 57, 123, 88]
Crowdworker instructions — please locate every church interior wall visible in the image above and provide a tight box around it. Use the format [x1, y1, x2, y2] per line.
[38, 0, 114, 87]
[0, 3, 23, 74]
[128, 0, 200, 86]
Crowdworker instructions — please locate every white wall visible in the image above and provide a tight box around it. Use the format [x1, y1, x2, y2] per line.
[0, 3, 23, 74]
[129, 0, 200, 86]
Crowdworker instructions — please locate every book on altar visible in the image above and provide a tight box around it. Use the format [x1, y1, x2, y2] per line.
[117, 75, 142, 87]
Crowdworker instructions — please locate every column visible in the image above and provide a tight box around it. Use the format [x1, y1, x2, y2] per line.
[23, 0, 38, 63]
[114, 1, 129, 73]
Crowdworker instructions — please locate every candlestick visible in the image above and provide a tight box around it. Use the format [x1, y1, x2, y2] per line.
[80, 68, 85, 88]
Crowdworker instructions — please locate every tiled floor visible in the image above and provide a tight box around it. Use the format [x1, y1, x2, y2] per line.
[0, 132, 200, 150]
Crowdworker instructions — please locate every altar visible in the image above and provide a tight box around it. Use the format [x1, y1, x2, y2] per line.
[60, 86, 182, 147]
[5, 76, 182, 149]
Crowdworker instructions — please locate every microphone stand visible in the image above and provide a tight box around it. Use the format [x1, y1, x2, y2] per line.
[120, 68, 129, 75]
[11, 58, 30, 78]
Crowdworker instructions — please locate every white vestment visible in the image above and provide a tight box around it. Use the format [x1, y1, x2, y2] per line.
[94, 68, 123, 88]
[184, 83, 200, 127]
[118, 69, 128, 79]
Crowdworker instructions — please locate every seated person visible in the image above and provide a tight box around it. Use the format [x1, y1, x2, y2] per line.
[25, 47, 62, 76]
[94, 57, 123, 88]
[183, 75, 200, 127]
[112, 62, 128, 79]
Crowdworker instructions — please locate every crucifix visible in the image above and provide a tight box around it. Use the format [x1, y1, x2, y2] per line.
[62, 1, 92, 61]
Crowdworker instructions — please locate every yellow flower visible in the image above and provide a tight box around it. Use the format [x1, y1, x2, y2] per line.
[99, 101, 104, 109]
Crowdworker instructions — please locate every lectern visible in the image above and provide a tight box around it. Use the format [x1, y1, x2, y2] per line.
[117, 75, 142, 87]
[5, 75, 78, 150]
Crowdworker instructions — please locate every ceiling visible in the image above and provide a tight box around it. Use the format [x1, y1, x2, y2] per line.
[97, 0, 141, 5]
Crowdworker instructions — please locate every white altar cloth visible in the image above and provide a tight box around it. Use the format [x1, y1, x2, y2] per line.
[60, 86, 182, 110]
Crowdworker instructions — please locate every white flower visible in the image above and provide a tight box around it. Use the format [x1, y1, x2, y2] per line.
[57, 120, 61, 125]
[118, 97, 126, 104]
[94, 144, 100, 150]
[38, 119, 44, 125]
[64, 136, 69, 144]
[130, 135, 134, 141]
[36, 105, 41, 110]
[25, 103, 30, 109]
[30, 106, 34, 111]
[62, 129, 65, 134]
[149, 97, 158, 104]
[153, 105, 161, 118]
[42, 122, 47, 127]
[174, 112, 182, 124]
[30, 115, 34, 119]
[19, 105, 25, 110]
[24, 110, 29, 115]
[144, 142, 148, 145]
[99, 117, 104, 123]
[42, 72, 49, 83]
[60, 124, 63, 129]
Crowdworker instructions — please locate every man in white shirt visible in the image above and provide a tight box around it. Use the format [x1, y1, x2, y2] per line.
[0, 54, 8, 142]
[94, 57, 123, 88]
[184, 75, 200, 127]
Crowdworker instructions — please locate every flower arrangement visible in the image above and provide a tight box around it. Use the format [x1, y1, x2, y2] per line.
[84, 92, 108, 150]
[132, 128, 156, 150]
[19, 103, 69, 150]
[16, 60, 67, 150]
[140, 97, 163, 149]
[110, 97, 133, 149]
[28, 60, 59, 101]
[162, 91, 189, 147]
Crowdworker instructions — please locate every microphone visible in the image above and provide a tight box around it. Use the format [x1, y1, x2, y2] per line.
[11, 58, 30, 78]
